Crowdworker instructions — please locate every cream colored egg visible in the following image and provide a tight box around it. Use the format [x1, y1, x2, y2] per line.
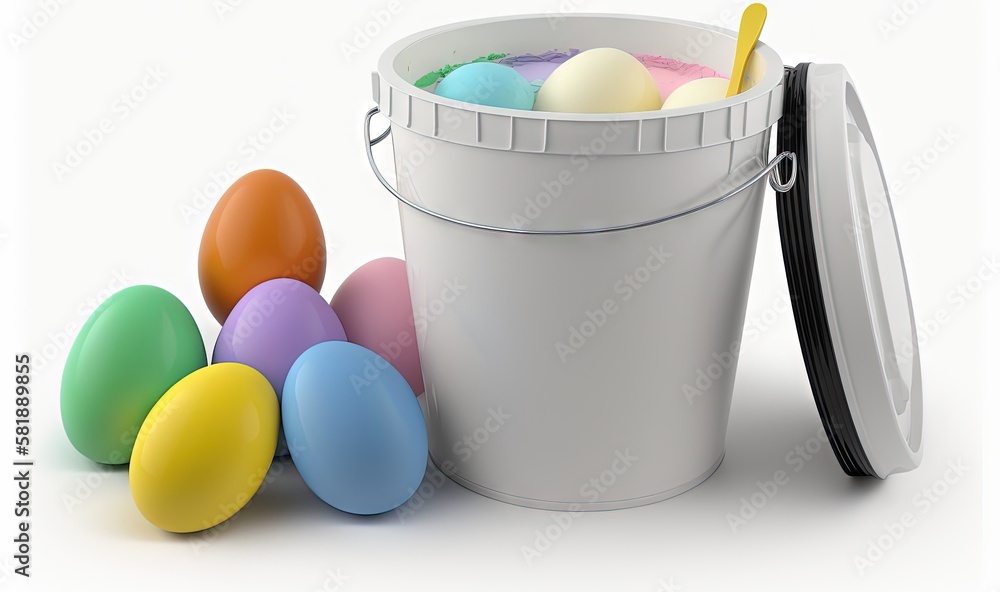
[534, 48, 662, 113]
[661, 77, 730, 110]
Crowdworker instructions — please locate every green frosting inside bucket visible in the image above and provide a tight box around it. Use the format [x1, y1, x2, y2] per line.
[414, 53, 509, 88]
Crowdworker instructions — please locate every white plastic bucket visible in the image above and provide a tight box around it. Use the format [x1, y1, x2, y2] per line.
[367, 14, 792, 510]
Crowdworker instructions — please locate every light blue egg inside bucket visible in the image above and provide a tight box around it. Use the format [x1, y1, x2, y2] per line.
[434, 61, 537, 110]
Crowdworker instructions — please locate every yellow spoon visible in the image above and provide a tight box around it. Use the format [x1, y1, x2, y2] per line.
[726, 3, 768, 97]
[661, 3, 768, 109]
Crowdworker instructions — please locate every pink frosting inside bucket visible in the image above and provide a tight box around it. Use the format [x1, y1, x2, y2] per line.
[632, 54, 728, 98]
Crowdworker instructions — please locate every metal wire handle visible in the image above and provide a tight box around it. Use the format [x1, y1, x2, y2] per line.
[364, 106, 796, 236]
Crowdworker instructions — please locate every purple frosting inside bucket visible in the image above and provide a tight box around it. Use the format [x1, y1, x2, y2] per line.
[499, 49, 580, 83]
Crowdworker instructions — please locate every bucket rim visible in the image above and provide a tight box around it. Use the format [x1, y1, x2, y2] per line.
[365, 104, 799, 235]
[375, 12, 785, 122]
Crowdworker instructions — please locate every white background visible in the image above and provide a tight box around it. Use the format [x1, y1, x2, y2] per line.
[1, 0, 995, 590]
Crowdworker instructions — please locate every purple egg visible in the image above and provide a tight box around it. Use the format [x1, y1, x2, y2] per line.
[214, 278, 347, 396]
[213, 278, 347, 454]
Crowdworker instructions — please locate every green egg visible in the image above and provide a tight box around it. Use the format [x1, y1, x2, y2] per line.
[60, 285, 207, 464]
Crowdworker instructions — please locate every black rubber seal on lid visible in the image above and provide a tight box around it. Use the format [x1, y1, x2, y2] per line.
[775, 63, 877, 477]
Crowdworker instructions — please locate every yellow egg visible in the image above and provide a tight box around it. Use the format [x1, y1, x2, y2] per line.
[661, 77, 730, 110]
[534, 48, 662, 113]
[129, 363, 278, 533]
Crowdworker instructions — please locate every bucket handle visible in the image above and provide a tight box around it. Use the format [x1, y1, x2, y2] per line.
[364, 106, 796, 236]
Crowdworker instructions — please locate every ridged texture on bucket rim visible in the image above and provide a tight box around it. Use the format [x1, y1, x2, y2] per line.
[372, 14, 785, 155]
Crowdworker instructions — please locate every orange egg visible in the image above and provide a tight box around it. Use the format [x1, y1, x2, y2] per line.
[199, 170, 326, 324]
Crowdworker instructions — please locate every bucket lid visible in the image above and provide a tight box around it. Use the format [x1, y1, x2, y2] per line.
[776, 63, 923, 478]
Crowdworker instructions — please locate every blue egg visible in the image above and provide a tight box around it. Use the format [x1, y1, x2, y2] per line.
[282, 341, 427, 515]
[434, 62, 536, 110]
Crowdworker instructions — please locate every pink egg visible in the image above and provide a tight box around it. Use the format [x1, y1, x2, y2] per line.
[331, 258, 424, 396]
